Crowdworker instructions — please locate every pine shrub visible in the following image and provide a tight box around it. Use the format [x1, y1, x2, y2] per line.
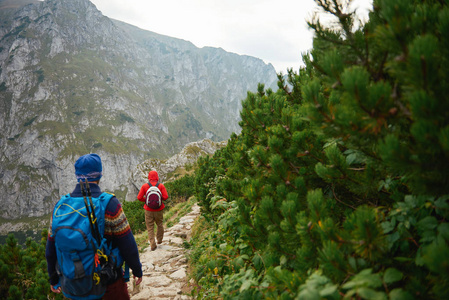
[189, 0, 449, 298]
[0, 232, 63, 299]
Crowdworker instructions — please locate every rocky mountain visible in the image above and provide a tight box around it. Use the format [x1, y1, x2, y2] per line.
[0, 0, 278, 219]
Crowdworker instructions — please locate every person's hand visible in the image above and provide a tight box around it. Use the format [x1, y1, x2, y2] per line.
[51, 285, 61, 293]
[134, 276, 142, 285]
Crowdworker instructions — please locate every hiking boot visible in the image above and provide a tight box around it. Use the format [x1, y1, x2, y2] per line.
[151, 245, 157, 251]
[157, 240, 163, 244]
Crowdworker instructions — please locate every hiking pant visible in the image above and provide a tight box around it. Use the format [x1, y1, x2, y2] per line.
[145, 209, 164, 248]
[103, 276, 129, 300]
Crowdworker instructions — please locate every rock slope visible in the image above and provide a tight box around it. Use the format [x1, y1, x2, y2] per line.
[0, 0, 277, 219]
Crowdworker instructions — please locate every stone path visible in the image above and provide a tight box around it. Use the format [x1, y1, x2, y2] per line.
[128, 204, 200, 299]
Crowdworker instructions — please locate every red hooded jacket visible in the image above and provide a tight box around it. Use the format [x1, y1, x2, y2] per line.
[137, 170, 168, 211]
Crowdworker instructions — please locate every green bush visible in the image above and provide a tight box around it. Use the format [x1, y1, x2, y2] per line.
[122, 200, 146, 234]
[0, 231, 63, 299]
[165, 174, 195, 204]
[189, 0, 449, 298]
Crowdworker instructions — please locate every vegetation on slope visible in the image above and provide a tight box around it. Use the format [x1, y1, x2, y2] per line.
[188, 0, 449, 299]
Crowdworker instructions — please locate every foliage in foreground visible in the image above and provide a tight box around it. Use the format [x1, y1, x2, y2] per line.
[190, 0, 449, 299]
[0, 232, 63, 300]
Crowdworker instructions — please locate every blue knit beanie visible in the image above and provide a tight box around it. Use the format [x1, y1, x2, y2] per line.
[74, 153, 103, 182]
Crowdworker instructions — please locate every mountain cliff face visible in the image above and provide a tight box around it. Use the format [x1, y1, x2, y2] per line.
[0, 0, 278, 219]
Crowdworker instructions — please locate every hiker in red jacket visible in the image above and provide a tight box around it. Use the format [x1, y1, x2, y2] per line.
[137, 170, 169, 251]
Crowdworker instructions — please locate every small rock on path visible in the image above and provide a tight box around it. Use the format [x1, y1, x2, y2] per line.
[128, 204, 200, 299]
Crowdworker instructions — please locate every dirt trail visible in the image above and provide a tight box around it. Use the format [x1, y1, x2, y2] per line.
[127, 204, 200, 299]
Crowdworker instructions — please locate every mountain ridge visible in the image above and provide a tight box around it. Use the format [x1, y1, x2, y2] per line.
[0, 0, 277, 219]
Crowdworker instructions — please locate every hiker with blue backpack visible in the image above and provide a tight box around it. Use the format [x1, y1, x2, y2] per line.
[137, 170, 169, 251]
[45, 153, 143, 299]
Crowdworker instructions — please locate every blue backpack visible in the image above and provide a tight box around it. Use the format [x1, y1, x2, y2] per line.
[51, 181, 123, 299]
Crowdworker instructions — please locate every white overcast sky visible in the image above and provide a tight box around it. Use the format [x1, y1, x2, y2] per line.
[89, 0, 373, 73]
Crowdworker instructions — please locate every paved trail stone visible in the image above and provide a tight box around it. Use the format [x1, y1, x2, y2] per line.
[128, 204, 200, 299]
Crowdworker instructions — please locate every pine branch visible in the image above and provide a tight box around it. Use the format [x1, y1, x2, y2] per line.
[363, 26, 372, 74]
[332, 185, 357, 210]
[313, 0, 365, 62]
[391, 83, 412, 118]
[374, 51, 389, 81]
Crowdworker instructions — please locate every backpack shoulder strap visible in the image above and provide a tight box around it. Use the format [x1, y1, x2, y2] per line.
[92, 192, 115, 245]
[53, 193, 71, 210]
[60, 193, 71, 201]
[99, 192, 114, 207]
[148, 182, 161, 188]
